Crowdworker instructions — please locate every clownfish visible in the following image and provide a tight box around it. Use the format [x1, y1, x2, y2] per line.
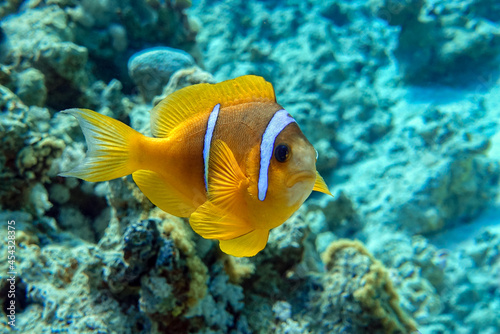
[60, 75, 332, 257]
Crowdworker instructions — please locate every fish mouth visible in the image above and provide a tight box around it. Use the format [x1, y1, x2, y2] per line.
[286, 170, 316, 187]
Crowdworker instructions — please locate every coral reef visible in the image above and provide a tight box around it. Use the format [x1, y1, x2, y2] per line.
[128, 47, 196, 101]
[0, 0, 199, 109]
[191, 0, 500, 332]
[315, 239, 418, 333]
[0, 86, 65, 211]
[373, 0, 500, 84]
[0, 0, 22, 19]
[0, 5, 89, 109]
[1, 0, 500, 333]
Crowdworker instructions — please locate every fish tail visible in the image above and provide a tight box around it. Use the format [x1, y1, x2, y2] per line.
[60, 108, 143, 182]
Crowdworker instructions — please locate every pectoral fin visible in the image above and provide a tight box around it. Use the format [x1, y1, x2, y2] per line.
[189, 139, 259, 255]
[313, 171, 333, 196]
[207, 139, 249, 211]
[219, 229, 269, 257]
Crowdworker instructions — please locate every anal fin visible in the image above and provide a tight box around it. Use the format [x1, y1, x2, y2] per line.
[132, 170, 195, 217]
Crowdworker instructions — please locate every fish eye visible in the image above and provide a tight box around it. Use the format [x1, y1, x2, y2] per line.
[274, 144, 290, 163]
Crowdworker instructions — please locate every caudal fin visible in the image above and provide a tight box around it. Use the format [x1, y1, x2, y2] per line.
[60, 108, 141, 182]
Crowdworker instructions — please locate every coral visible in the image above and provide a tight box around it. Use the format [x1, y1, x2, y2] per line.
[48, 183, 71, 205]
[0, 0, 23, 19]
[159, 210, 209, 315]
[68, 0, 200, 94]
[97, 200, 207, 311]
[365, 231, 445, 324]
[0, 0, 200, 110]
[99, 207, 210, 332]
[123, 218, 161, 268]
[14, 68, 47, 107]
[390, 104, 499, 234]
[307, 190, 361, 238]
[1, 0, 500, 333]
[129, 103, 154, 135]
[272, 301, 292, 322]
[75, 78, 134, 123]
[186, 263, 245, 333]
[0, 231, 149, 334]
[0, 5, 89, 109]
[128, 46, 196, 101]
[0, 87, 65, 211]
[57, 206, 99, 242]
[140, 274, 176, 314]
[192, 0, 398, 152]
[152, 66, 215, 106]
[323, 92, 500, 241]
[432, 227, 500, 333]
[37, 41, 88, 83]
[222, 255, 255, 284]
[29, 183, 53, 218]
[373, 0, 500, 83]
[267, 211, 308, 259]
[314, 138, 339, 171]
[270, 300, 311, 334]
[396, 155, 498, 234]
[315, 239, 418, 334]
[16, 136, 65, 182]
[103, 218, 161, 293]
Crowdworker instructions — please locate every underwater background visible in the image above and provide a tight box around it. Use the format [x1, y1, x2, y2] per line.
[1, 0, 499, 333]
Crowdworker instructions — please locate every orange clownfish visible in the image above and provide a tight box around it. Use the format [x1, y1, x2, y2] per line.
[60, 75, 332, 257]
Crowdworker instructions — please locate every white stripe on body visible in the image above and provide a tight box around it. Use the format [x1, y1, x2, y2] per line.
[203, 104, 221, 192]
[258, 109, 295, 201]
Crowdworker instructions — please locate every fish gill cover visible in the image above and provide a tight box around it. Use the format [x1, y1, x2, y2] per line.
[0, 0, 499, 333]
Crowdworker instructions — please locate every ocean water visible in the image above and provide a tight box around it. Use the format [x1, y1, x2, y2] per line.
[1, 0, 499, 333]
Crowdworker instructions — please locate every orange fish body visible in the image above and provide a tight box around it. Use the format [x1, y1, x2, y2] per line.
[61, 75, 332, 257]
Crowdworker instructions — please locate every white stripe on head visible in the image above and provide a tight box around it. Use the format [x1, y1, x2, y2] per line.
[203, 104, 220, 192]
[258, 109, 295, 201]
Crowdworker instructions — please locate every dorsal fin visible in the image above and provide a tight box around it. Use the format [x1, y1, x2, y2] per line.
[150, 75, 276, 138]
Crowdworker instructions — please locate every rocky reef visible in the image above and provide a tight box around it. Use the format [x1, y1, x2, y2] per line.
[1, 0, 499, 333]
